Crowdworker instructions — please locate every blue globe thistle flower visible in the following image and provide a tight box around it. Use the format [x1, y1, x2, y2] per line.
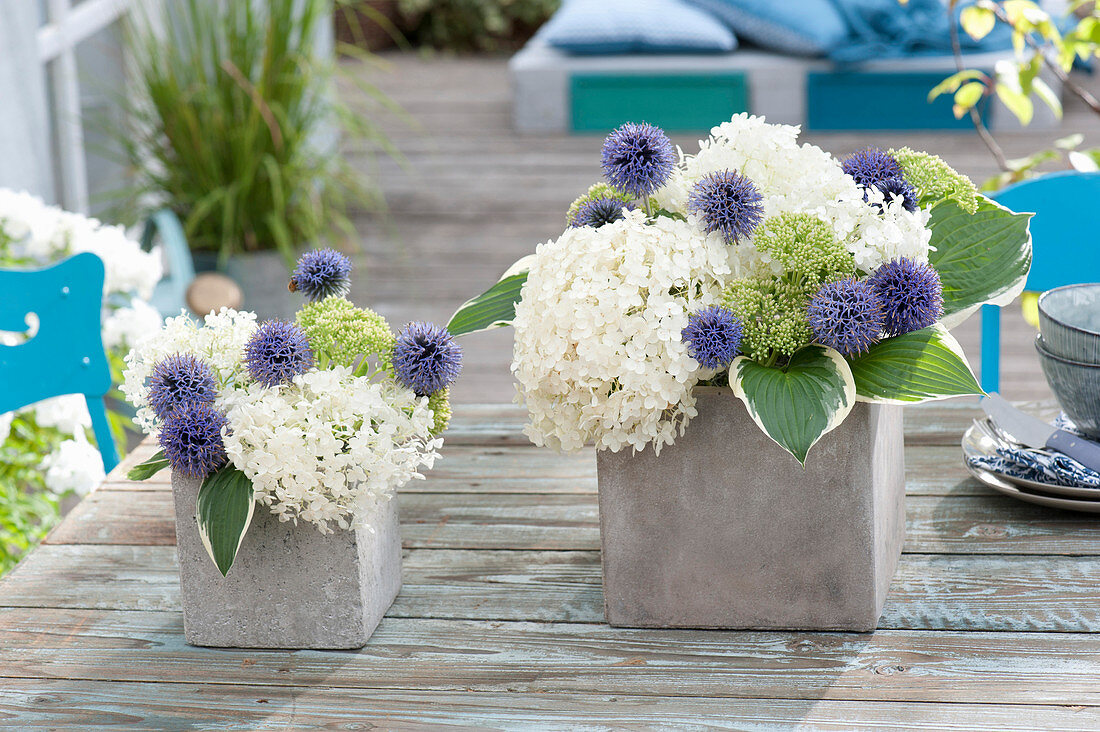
[681, 305, 743, 369]
[868, 257, 944, 336]
[147, 354, 217, 421]
[158, 402, 229, 479]
[600, 122, 677, 199]
[567, 196, 633, 229]
[289, 248, 352, 302]
[873, 177, 918, 213]
[687, 170, 765, 244]
[842, 148, 905, 189]
[244, 320, 315, 387]
[807, 278, 885, 357]
[393, 322, 463, 396]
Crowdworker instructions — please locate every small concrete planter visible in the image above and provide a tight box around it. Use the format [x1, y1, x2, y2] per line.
[596, 387, 905, 632]
[170, 473, 402, 649]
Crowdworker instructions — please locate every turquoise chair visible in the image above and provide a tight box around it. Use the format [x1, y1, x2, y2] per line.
[982, 171, 1100, 393]
[0, 253, 119, 473]
[142, 208, 195, 317]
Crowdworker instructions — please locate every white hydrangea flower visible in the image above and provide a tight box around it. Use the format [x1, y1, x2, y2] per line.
[0, 189, 163, 299]
[512, 210, 732, 455]
[29, 394, 91, 437]
[223, 366, 441, 533]
[122, 307, 258, 434]
[103, 299, 165, 351]
[673, 114, 931, 274]
[0, 411, 13, 446]
[41, 432, 105, 496]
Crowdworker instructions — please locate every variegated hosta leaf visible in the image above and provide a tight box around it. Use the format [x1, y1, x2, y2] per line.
[446, 254, 535, 337]
[127, 450, 169, 481]
[929, 195, 1032, 330]
[729, 346, 856, 466]
[196, 465, 256, 576]
[849, 324, 983, 404]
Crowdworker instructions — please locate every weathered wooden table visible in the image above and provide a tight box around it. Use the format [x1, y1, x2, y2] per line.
[2, 401, 1099, 729]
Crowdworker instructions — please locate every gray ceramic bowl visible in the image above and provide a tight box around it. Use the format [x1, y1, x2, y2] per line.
[1038, 284, 1100, 363]
[1035, 335, 1100, 438]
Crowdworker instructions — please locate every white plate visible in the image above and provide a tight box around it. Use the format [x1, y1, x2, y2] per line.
[961, 422, 1100, 500]
[965, 462, 1100, 513]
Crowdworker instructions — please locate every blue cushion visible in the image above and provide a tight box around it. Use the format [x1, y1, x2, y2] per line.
[540, 0, 738, 56]
[683, 0, 849, 56]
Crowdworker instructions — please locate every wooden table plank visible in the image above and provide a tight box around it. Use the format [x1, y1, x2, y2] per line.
[47, 484, 1100, 555]
[1, 609, 1099, 705]
[7, 545, 1100, 633]
[0, 679, 1095, 731]
[8, 399, 1100, 727]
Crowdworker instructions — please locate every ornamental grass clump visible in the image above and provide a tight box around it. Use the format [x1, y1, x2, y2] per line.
[451, 114, 1033, 464]
[123, 250, 462, 575]
[111, 0, 393, 265]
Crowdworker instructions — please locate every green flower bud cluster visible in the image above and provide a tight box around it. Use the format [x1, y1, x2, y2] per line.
[296, 296, 396, 372]
[427, 388, 452, 436]
[890, 147, 979, 213]
[566, 182, 634, 224]
[723, 277, 813, 362]
[753, 213, 855, 289]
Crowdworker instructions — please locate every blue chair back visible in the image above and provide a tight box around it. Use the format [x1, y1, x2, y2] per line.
[0, 253, 120, 473]
[982, 171, 1100, 393]
[142, 208, 195, 317]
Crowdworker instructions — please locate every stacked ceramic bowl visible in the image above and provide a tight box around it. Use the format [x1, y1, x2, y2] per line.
[1036, 284, 1100, 438]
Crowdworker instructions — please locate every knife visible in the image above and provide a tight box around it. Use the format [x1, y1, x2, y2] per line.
[981, 393, 1100, 474]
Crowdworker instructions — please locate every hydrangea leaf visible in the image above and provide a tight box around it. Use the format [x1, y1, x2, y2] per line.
[928, 195, 1032, 329]
[446, 254, 535, 337]
[729, 345, 855, 466]
[849, 324, 983, 404]
[196, 465, 256, 577]
[127, 450, 169, 481]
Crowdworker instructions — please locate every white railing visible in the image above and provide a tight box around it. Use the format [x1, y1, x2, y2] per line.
[37, 0, 132, 214]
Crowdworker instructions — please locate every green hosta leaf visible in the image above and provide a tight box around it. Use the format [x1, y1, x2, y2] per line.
[196, 465, 255, 576]
[928, 196, 1032, 329]
[850, 324, 983, 404]
[127, 451, 169, 481]
[730, 345, 855, 466]
[446, 254, 534, 336]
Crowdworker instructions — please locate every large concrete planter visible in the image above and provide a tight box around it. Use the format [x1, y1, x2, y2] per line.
[596, 387, 905, 631]
[170, 473, 402, 649]
[192, 251, 297, 321]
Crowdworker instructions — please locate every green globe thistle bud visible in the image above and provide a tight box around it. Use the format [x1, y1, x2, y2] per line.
[427, 388, 452, 436]
[890, 147, 979, 213]
[296, 296, 395, 372]
[723, 277, 813, 362]
[753, 213, 855, 289]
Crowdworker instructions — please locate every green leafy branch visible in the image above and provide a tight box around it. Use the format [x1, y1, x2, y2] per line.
[929, 0, 1100, 189]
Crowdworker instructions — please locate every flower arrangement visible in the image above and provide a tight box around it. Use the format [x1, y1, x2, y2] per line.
[124, 250, 462, 574]
[0, 191, 163, 574]
[449, 114, 1032, 464]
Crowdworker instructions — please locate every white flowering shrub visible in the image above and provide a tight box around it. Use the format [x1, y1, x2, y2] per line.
[225, 367, 440, 532]
[513, 211, 730, 454]
[452, 114, 1033, 463]
[124, 247, 462, 576]
[0, 190, 164, 574]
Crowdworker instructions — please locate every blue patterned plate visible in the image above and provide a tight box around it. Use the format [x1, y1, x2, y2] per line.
[964, 460, 1100, 513]
[962, 419, 1100, 501]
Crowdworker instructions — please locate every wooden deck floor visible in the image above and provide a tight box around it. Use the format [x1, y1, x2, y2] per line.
[344, 53, 1100, 405]
[3, 401, 1100, 728]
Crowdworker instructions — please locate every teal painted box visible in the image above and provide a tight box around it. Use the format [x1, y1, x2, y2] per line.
[806, 70, 992, 131]
[571, 73, 749, 133]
